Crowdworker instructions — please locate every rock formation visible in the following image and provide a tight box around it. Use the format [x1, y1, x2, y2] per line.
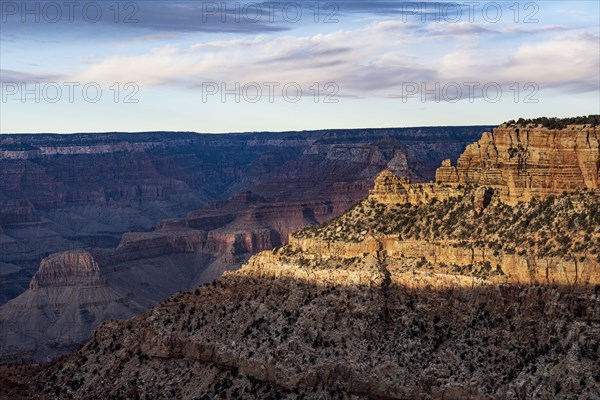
[436, 124, 599, 204]
[13, 183, 600, 397]
[28, 251, 104, 289]
[369, 170, 462, 205]
[0, 250, 144, 364]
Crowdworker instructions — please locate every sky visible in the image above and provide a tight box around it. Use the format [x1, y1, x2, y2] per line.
[1, 0, 599, 133]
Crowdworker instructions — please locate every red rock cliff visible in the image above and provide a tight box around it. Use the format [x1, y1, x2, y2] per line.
[436, 124, 599, 204]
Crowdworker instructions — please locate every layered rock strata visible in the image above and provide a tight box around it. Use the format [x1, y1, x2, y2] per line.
[436, 124, 599, 204]
[4, 120, 600, 399]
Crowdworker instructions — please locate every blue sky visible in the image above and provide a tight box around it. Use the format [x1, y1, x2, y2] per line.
[1, 0, 599, 133]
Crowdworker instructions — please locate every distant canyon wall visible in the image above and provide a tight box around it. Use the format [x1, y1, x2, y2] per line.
[0, 127, 485, 305]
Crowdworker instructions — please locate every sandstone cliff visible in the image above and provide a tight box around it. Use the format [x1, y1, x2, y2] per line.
[295, 167, 599, 286]
[368, 170, 462, 205]
[436, 124, 599, 204]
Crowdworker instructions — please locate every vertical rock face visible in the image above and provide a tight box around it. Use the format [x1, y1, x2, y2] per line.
[28, 251, 104, 289]
[436, 124, 599, 204]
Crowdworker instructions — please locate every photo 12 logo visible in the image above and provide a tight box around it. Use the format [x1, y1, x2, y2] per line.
[199, 2, 339, 24]
[201, 81, 339, 103]
[0, 1, 341, 24]
[0, 1, 139, 23]
[399, 1, 540, 23]
[1, 82, 140, 103]
[399, 82, 540, 103]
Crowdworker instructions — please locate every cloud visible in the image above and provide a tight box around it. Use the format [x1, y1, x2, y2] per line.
[0, 0, 518, 39]
[0, 1, 291, 37]
[502, 25, 569, 34]
[501, 33, 600, 91]
[6, 13, 597, 100]
[0, 69, 63, 84]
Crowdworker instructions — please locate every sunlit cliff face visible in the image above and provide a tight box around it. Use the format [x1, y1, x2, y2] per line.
[435, 124, 600, 205]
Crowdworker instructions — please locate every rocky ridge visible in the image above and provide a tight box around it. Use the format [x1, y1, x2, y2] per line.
[20, 213, 600, 399]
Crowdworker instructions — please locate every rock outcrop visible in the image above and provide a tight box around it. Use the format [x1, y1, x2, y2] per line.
[436, 124, 599, 204]
[28, 251, 104, 290]
[0, 250, 144, 364]
[369, 170, 462, 205]
[17, 230, 600, 399]
[289, 236, 600, 286]
[296, 164, 599, 287]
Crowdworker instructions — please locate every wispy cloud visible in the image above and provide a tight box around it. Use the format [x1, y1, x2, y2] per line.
[55, 20, 598, 98]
